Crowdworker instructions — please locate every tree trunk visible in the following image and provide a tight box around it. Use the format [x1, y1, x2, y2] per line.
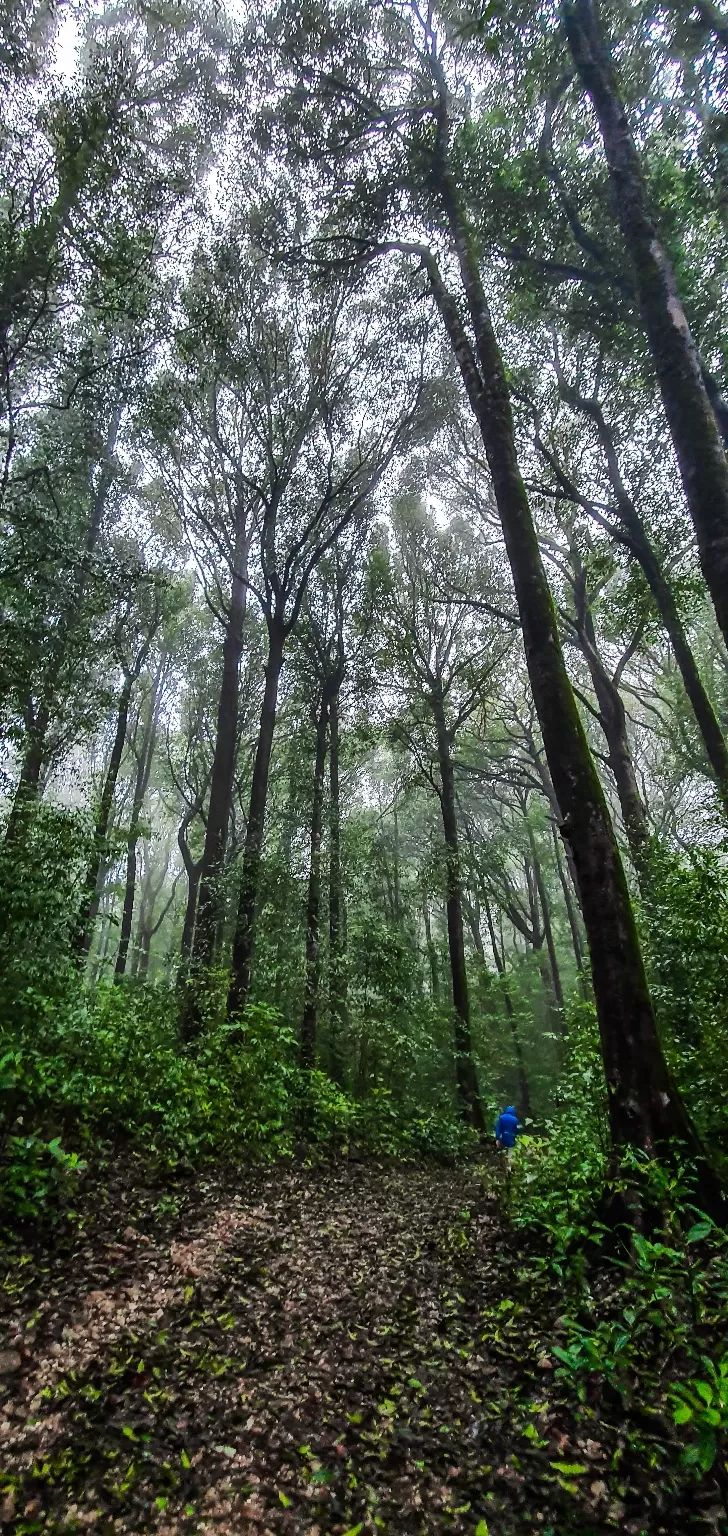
[76, 670, 134, 955]
[465, 893, 498, 1011]
[563, 0, 728, 655]
[426, 166, 720, 1196]
[114, 661, 163, 980]
[176, 799, 205, 1028]
[627, 518, 728, 813]
[192, 509, 248, 969]
[552, 823, 588, 983]
[228, 620, 286, 1016]
[484, 896, 532, 1118]
[328, 689, 347, 1084]
[3, 406, 123, 850]
[530, 841, 565, 1014]
[553, 381, 728, 811]
[422, 892, 441, 1001]
[432, 690, 485, 1133]
[3, 718, 47, 847]
[130, 853, 151, 979]
[180, 855, 201, 965]
[301, 696, 329, 1069]
[133, 847, 171, 979]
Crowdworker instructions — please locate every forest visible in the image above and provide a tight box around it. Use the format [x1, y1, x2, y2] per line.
[3, 0, 728, 1530]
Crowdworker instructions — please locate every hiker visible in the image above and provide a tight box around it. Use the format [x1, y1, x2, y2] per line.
[494, 1104, 521, 1168]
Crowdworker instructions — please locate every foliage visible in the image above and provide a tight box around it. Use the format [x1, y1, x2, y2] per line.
[0, 803, 91, 1021]
[642, 839, 728, 1148]
[0, 972, 476, 1229]
[497, 1126, 728, 1509]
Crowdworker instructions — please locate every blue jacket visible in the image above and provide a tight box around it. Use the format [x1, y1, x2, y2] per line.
[494, 1107, 520, 1148]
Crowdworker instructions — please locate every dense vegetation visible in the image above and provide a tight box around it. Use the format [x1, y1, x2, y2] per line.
[4, 0, 728, 1526]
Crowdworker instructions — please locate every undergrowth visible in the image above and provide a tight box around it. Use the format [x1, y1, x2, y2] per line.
[0, 979, 476, 1229]
[491, 1124, 728, 1518]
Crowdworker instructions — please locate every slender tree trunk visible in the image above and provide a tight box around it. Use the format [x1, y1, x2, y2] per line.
[531, 842, 565, 1013]
[552, 823, 588, 984]
[426, 166, 719, 1194]
[422, 892, 441, 1001]
[114, 662, 163, 981]
[563, 0, 728, 653]
[228, 619, 286, 1016]
[177, 799, 205, 1021]
[591, 663, 649, 872]
[133, 847, 170, 979]
[130, 855, 151, 979]
[328, 689, 347, 1084]
[524, 852, 560, 1019]
[553, 383, 728, 809]
[484, 896, 532, 1117]
[180, 859, 201, 965]
[465, 894, 497, 1010]
[627, 519, 728, 811]
[115, 826, 141, 981]
[76, 670, 134, 955]
[392, 800, 402, 922]
[301, 697, 329, 1068]
[192, 511, 248, 969]
[529, 740, 585, 917]
[432, 691, 485, 1133]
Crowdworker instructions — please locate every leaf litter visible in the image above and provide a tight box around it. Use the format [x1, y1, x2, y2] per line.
[0, 1160, 722, 1534]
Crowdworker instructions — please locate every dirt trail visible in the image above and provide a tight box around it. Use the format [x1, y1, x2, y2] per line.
[0, 1161, 716, 1535]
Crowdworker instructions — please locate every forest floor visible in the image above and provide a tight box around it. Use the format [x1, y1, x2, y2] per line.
[0, 1159, 724, 1536]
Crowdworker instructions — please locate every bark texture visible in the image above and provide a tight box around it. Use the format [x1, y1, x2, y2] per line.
[301, 697, 329, 1069]
[328, 690, 347, 1084]
[432, 689, 485, 1133]
[422, 141, 721, 1200]
[192, 510, 249, 971]
[76, 669, 135, 956]
[114, 660, 164, 980]
[228, 622, 285, 1017]
[549, 378, 728, 812]
[563, 0, 728, 654]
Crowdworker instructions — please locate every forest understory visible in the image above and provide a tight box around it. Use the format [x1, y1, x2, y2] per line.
[1, 1157, 725, 1536]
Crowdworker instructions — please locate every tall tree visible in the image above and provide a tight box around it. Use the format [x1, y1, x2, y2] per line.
[379, 503, 510, 1132]
[222, 260, 430, 1017]
[262, 1, 726, 1190]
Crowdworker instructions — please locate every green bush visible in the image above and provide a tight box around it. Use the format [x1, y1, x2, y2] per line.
[642, 840, 728, 1149]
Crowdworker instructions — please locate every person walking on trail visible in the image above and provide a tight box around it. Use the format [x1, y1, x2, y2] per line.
[494, 1105, 521, 1169]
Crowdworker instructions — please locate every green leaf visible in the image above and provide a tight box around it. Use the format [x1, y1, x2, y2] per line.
[686, 1221, 713, 1242]
[278, 1491, 292, 1508]
[341, 1525, 364, 1536]
[475, 1522, 489, 1536]
[180, 1449, 191, 1469]
[673, 1403, 693, 1424]
[549, 1461, 588, 1475]
[155, 1498, 167, 1512]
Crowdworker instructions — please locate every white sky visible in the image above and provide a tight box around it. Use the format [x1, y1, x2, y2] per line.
[54, 9, 81, 81]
